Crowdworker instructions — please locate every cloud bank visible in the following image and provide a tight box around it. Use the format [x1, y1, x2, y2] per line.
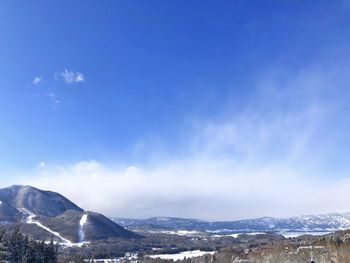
[16, 64, 350, 221]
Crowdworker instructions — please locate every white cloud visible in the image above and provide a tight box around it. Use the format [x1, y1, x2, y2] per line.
[32, 76, 43, 85]
[59, 69, 85, 84]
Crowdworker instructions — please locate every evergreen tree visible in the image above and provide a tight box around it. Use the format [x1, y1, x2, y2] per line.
[44, 239, 57, 263]
[1, 228, 58, 263]
[3, 227, 27, 262]
[22, 240, 36, 263]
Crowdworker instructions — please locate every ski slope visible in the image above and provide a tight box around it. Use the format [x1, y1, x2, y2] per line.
[78, 214, 88, 242]
[19, 208, 72, 245]
[19, 208, 89, 247]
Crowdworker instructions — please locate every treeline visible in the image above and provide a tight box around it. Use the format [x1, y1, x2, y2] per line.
[0, 227, 58, 263]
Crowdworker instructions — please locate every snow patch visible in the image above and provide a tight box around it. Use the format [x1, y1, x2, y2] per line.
[148, 229, 202, 236]
[280, 231, 331, 238]
[211, 232, 266, 238]
[149, 250, 215, 260]
[78, 214, 88, 243]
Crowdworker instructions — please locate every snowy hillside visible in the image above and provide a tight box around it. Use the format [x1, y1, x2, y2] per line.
[113, 212, 350, 233]
[0, 185, 141, 244]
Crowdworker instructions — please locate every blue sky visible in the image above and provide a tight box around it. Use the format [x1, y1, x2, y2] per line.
[2, 1, 350, 219]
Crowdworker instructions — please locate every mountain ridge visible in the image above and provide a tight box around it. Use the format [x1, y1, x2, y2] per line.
[113, 211, 350, 233]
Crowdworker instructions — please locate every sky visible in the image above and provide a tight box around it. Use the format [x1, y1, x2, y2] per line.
[2, 1, 350, 220]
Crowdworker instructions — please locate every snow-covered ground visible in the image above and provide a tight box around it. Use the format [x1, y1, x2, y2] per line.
[212, 232, 266, 238]
[149, 250, 215, 260]
[280, 231, 332, 238]
[148, 228, 332, 239]
[211, 230, 331, 238]
[148, 229, 203, 236]
[84, 252, 138, 263]
[18, 208, 88, 247]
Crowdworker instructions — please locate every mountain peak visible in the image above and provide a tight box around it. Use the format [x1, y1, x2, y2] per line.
[3, 184, 35, 191]
[0, 184, 83, 217]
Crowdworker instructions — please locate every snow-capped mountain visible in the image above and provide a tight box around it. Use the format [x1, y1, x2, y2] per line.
[113, 212, 350, 233]
[0, 185, 141, 245]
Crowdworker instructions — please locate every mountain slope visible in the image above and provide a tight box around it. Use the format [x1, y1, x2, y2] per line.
[0, 200, 21, 222]
[0, 185, 142, 244]
[37, 210, 140, 242]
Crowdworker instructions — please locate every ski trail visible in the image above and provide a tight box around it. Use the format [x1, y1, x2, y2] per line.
[18, 208, 73, 245]
[78, 214, 88, 242]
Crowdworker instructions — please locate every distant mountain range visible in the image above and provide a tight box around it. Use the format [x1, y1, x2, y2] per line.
[113, 213, 350, 234]
[0, 185, 141, 245]
[2, 184, 350, 247]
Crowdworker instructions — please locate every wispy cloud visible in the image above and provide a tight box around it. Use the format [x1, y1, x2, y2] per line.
[45, 92, 60, 105]
[38, 162, 46, 168]
[32, 76, 43, 86]
[16, 64, 350, 220]
[31, 92, 61, 106]
[58, 69, 85, 84]
[29, 68, 84, 107]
